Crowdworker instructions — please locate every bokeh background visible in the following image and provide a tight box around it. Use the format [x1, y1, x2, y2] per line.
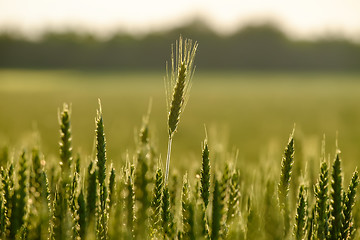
[1, 0, 360, 172]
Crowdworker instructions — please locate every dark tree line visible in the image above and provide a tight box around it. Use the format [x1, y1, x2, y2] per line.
[1, 21, 360, 71]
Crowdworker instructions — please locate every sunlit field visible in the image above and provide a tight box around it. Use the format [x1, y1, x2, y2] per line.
[0, 70, 360, 171]
[1, 69, 360, 239]
[1, 70, 360, 170]
[2, 0, 360, 236]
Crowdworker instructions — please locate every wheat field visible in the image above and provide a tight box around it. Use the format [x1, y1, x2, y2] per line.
[0, 38, 360, 239]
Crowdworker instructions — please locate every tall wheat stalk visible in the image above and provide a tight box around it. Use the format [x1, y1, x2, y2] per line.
[95, 99, 108, 240]
[164, 36, 198, 185]
[278, 129, 295, 237]
[329, 151, 343, 240]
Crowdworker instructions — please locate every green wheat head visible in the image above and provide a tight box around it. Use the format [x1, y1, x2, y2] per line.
[200, 139, 211, 208]
[219, 163, 231, 238]
[294, 184, 308, 240]
[315, 159, 329, 239]
[59, 103, 73, 178]
[227, 170, 241, 223]
[126, 171, 135, 239]
[1, 164, 13, 237]
[0, 191, 6, 237]
[150, 166, 164, 235]
[329, 151, 343, 240]
[108, 166, 116, 210]
[161, 184, 175, 239]
[69, 155, 80, 218]
[164, 36, 198, 185]
[135, 148, 150, 237]
[27, 167, 51, 240]
[341, 169, 359, 239]
[30, 149, 42, 201]
[9, 151, 28, 238]
[278, 129, 295, 237]
[96, 99, 107, 188]
[95, 99, 108, 240]
[165, 36, 198, 138]
[181, 173, 195, 240]
[70, 173, 79, 215]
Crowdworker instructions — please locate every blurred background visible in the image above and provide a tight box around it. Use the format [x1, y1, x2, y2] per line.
[1, 0, 360, 171]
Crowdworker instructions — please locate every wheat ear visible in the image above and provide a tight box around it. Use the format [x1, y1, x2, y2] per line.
[164, 36, 197, 184]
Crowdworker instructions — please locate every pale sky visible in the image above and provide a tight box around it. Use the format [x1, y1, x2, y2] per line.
[0, 0, 360, 41]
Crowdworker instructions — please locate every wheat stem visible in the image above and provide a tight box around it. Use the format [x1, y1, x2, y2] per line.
[165, 136, 173, 185]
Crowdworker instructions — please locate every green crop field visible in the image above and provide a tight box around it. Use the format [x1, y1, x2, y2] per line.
[1, 70, 360, 169]
[1, 54, 360, 238]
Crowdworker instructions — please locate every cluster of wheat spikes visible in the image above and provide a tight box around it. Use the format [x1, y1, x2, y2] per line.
[0, 37, 360, 240]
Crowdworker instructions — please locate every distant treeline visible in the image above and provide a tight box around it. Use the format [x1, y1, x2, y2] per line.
[1, 22, 360, 71]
